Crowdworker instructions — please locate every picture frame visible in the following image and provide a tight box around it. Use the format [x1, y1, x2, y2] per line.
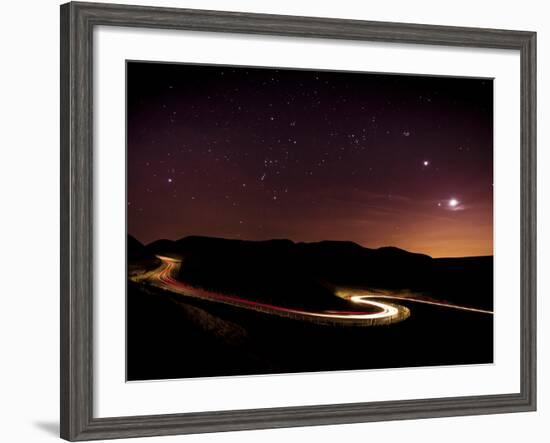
[60, 1, 536, 441]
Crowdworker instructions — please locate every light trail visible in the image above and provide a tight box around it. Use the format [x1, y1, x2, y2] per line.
[143, 256, 409, 326]
[338, 291, 494, 315]
[139, 256, 492, 327]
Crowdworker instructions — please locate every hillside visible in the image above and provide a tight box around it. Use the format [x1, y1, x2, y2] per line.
[135, 235, 493, 310]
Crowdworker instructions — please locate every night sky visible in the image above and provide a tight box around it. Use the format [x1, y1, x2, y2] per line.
[127, 62, 493, 258]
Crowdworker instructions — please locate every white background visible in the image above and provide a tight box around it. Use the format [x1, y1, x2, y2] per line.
[0, 0, 547, 442]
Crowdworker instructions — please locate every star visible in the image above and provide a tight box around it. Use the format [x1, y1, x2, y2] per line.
[423, 160, 430, 166]
[167, 178, 173, 183]
[449, 198, 459, 207]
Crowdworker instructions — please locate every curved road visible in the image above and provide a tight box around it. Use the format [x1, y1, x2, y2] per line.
[138, 255, 492, 327]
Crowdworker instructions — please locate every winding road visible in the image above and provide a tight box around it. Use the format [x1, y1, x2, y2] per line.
[136, 255, 492, 327]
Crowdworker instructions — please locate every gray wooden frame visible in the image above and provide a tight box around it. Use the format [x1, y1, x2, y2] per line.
[60, 1, 536, 441]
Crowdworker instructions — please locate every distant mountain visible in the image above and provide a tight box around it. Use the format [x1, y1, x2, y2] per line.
[133, 235, 492, 310]
[128, 235, 150, 261]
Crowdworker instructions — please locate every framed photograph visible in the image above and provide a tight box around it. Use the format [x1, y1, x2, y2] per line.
[60, 2, 536, 441]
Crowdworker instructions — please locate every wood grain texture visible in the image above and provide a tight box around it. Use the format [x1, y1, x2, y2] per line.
[60, 2, 537, 440]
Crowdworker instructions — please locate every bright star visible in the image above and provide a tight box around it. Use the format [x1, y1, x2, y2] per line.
[449, 198, 459, 207]
[423, 160, 429, 166]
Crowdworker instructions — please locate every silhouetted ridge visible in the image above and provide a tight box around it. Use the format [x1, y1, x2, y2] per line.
[146, 238, 178, 254]
[135, 236, 492, 310]
[128, 235, 152, 261]
[376, 246, 432, 260]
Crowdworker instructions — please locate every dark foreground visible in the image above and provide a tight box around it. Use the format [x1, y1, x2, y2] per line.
[127, 235, 493, 381]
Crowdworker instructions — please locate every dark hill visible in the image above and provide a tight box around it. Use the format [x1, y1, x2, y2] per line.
[128, 235, 152, 261]
[174, 237, 332, 309]
[137, 236, 492, 310]
[128, 235, 493, 380]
